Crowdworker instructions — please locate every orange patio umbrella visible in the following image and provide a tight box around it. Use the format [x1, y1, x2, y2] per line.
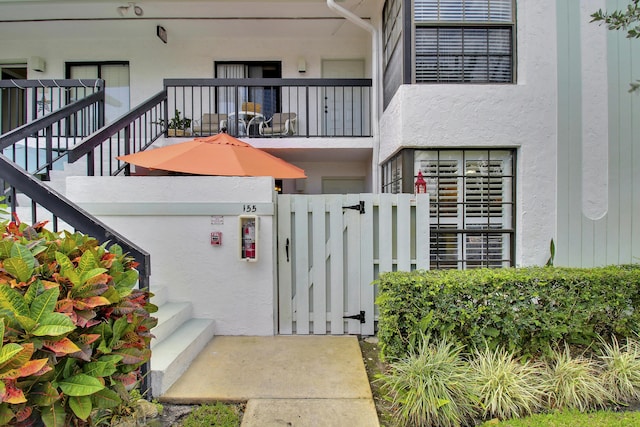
[116, 132, 306, 179]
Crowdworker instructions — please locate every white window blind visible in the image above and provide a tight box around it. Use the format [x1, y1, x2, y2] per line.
[414, 0, 514, 83]
[416, 149, 514, 269]
[415, 0, 513, 22]
[216, 64, 248, 115]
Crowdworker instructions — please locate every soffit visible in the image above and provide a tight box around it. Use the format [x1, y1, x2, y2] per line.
[0, 0, 379, 39]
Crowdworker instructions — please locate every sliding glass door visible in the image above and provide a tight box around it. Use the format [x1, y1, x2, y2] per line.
[66, 62, 130, 124]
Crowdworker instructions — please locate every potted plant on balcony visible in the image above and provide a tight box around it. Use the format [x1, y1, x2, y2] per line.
[163, 109, 192, 137]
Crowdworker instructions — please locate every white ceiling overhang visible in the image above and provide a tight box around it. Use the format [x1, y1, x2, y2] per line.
[0, 0, 378, 39]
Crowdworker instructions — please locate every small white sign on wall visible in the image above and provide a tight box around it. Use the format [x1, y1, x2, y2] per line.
[211, 216, 224, 225]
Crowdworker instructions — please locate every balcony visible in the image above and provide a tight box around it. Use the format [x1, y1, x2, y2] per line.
[165, 78, 372, 139]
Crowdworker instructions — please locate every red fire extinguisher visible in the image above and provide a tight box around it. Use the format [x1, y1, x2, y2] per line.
[243, 220, 256, 259]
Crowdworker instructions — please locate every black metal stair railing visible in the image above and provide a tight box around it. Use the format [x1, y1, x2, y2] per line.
[0, 79, 151, 284]
[66, 91, 167, 176]
[0, 154, 151, 288]
[0, 79, 155, 396]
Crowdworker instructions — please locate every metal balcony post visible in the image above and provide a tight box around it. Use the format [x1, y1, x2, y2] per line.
[45, 125, 53, 181]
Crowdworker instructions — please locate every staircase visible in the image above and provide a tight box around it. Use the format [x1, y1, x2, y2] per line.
[149, 286, 216, 397]
[44, 163, 217, 398]
[1, 80, 215, 399]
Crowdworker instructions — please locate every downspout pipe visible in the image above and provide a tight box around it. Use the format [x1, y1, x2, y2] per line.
[327, 0, 381, 193]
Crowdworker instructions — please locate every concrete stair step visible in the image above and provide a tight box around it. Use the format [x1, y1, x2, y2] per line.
[152, 301, 193, 347]
[150, 286, 169, 307]
[150, 317, 216, 397]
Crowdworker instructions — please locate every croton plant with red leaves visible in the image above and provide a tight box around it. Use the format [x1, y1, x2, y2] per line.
[0, 215, 157, 426]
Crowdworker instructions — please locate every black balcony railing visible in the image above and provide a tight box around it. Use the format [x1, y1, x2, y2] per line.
[164, 78, 372, 138]
[0, 79, 105, 133]
[0, 79, 152, 395]
[0, 79, 150, 282]
[67, 91, 167, 176]
[0, 80, 106, 181]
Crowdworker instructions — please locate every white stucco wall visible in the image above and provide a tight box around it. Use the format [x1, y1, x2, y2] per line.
[65, 176, 277, 336]
[283, 159, 372, 194]
[379, 1, 558, 267]
[0, 18, 370, 108]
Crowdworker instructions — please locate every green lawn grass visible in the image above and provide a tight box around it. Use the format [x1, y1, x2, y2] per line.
[482, 410, 640, 427]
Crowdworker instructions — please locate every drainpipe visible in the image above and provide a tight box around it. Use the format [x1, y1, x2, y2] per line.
[326, 0, 381, 193]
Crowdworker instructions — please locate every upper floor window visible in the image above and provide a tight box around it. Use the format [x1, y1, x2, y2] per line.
[414, 0, 515, 83]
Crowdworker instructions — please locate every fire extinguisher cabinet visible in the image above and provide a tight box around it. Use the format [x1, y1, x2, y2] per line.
[239, 215, 259, 262]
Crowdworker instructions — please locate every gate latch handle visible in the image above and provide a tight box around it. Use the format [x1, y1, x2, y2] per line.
[343, 311, 365, 324]
[343, 201, 365, 214]
[285, 238, 290, 262]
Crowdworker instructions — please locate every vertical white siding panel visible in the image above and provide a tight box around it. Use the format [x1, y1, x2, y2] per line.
[416, 194, 430, 270]
[556, 0, 572, 265]
[616, 50, 634, 263]
[277, 195, 293, 334]
[396, 194, 412, 271]
[294, 196, 310, 334]
[378, 194, 393, 273]
[633, 26, 640, 264]
[633, 40, 640, 263]
[311, 196, 327, 334]
[360, 194, 375, 336]
[345, 194, 361, 334]
[329, 198, 344, 334]
[567, 19, 584, 267]
[580, 0, 609, 221]
[605, 2, 628, 265]
[581, 217, 595, 266]
[594, 218, 608, 266]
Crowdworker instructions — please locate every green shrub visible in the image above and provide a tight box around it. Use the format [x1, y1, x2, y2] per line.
[377, 335, 478, 427]
[0, 217, 157, 426]
[375, 266, 640, 361]
[470, 346, 546, 421]
[544, 345, 611, 411]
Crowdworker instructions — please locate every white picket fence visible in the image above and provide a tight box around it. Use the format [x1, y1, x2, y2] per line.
[276, 193, 430, 335]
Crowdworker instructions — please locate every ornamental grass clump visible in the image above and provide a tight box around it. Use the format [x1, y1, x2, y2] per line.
[598, 335, 640, 404]
[545, 345, 612, 411]
[377, 336, 478, 427]
[470, 346, 546, 421]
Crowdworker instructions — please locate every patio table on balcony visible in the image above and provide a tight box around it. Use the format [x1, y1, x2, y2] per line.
[227, 111, 265, 136]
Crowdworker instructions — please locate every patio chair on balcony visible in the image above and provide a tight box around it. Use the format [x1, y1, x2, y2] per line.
[259, 113, 297, 136]
[192, 113, 228, 135]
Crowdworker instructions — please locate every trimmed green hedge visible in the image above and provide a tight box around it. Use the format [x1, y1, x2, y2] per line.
[375, 266, 640, 361]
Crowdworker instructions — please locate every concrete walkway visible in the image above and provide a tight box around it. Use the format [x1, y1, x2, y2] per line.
[159, 335, 380, 427]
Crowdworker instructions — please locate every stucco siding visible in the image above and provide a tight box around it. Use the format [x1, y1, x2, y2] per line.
[379, 0, 558, 267]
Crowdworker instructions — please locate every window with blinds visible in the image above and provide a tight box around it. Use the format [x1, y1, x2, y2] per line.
[415, 149, 515, 269]
[414, 0, 515, 83]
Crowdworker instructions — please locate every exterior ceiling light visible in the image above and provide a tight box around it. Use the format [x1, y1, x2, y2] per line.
[117, 2, 144, 17]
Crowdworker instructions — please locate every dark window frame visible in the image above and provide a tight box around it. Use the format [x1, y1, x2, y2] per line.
[412, 0, 517, 84]
[381, 147, 516, 269]
[214, 61, 283, 119]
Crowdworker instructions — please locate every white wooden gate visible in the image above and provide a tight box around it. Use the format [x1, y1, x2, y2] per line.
[277, 194, 430, 335]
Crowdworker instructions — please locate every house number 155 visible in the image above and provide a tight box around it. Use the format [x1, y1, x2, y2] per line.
[243, 204, 257, 213]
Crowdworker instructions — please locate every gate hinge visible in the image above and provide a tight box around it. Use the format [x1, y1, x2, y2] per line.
[343, 311, 365, 324]
[343, 201, 365, 214]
